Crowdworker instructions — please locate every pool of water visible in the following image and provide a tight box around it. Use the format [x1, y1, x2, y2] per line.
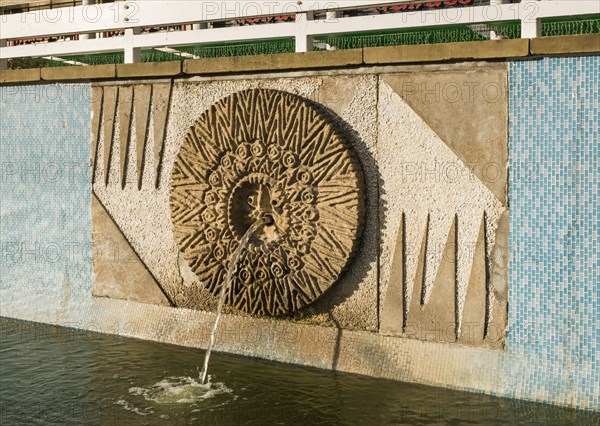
[0, 318, 597, 425]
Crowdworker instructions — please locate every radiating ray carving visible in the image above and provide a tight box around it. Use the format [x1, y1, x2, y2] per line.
[170, 89, 365, 316]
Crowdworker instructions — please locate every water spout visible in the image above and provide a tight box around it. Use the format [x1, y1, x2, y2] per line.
[199, 216, 267, 384]
[263, 213, 274, 227]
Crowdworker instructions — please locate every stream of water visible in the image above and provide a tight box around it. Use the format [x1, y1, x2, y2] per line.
[199, 217, 266, 385]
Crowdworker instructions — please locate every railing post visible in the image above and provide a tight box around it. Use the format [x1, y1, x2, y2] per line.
[520, 0, 541, 38]
[295, 12, 314, 53]
[488, 0, 507, 40]
[521, 19, 541, 39]
[193, 22, 212, 30]
[326, 11, 342, 22]
[0, 39, 7, 71]
[124, 27, 141, 63]
[80, 0, 97, 40]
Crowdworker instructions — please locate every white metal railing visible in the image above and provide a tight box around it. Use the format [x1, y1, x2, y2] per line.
[0, 1, 599, 69]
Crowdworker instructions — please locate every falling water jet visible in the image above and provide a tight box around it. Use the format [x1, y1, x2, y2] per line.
[199, 215, 268, 385]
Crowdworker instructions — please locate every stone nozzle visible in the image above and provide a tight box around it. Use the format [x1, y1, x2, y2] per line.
[263, 213, 275, 227]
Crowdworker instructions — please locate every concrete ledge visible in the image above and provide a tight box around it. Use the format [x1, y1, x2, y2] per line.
[2, 37, 600, 85]
[184, 49, 363, 75]
[364, 39, 530, 65]
[41, 64, 116, 81]
[530, 34, 600, 56]
[0, 68, 41, 84]
[116, 61, 182, 78]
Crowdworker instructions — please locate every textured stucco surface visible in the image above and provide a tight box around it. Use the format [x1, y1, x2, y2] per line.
[91, 195, 171, 306]
[377, 79, 505, 338]
[381, 64, 509, 204]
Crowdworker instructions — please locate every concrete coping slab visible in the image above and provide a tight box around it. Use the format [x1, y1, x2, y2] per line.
[40, 64, 116, 81]
[363, 39, 530, 65]
[1, 36, 599, 85]
[0, 67, 41, 84]
[116, 61, 182, 78]
[183, 49, 363, 75]
[530, 33, 600, 56]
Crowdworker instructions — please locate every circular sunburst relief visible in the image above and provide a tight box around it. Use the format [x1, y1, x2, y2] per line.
[170, 89, 365, 316]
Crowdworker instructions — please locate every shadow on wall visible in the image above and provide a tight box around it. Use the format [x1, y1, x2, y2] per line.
[291, 99, 383, 330]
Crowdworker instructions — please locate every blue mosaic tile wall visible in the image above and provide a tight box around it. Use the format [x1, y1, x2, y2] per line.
[0, 84, 92, 319]
[508, 56, 600, 409]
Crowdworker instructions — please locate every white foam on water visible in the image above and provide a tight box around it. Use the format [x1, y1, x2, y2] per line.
[115, 399, 154, 416]
[128, 376, 234, 405]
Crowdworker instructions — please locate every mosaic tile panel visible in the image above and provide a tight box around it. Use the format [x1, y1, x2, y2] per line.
[0, 84, 93, 319]
[508, 56, 600, 409]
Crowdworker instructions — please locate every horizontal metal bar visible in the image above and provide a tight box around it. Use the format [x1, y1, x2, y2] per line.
[0, 1, 409, 40]
[131, 23, 296, 49]
[0, 23, 298, 59]
[305, 2, 600, 36]
[1, 36, 124, 58]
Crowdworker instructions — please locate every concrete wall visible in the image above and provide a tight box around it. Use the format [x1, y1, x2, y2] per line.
[1, 56, 598, 411]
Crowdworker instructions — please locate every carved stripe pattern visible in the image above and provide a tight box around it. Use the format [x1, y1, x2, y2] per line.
[90, 86, 103, 182]
[91, 83, 171, 188]
[118, 86, 133, 189]
[134, 84, 152, 190]
[101, 86, 117, 185]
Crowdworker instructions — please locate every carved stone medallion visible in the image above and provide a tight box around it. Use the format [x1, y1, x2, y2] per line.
[170, 89, 365, 316]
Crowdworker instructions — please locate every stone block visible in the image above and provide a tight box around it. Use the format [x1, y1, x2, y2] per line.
[378, 65, 507, 347]
[0, 68, 41, 84]
[364, 39, 529, 65]
[116, 61, 182, 78]
[530, 34, 600, 56]
[183, 49, 363, 75]
[92, 195, 171, 306]
[41, 64, 115, 81]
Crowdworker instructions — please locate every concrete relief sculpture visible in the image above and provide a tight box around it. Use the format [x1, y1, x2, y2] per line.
[91, 66, 508, 348]
[91, 84, 366, 317]
[170, 89, 365, 315]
